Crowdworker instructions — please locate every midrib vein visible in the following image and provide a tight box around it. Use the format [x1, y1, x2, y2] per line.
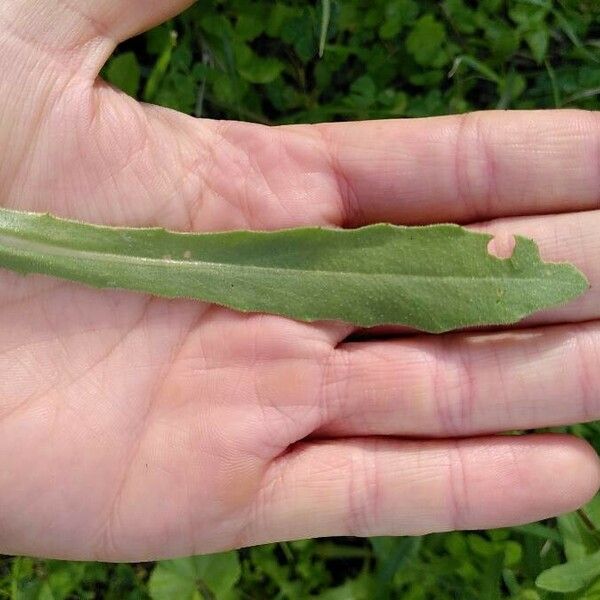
[0, 232, 562, 284]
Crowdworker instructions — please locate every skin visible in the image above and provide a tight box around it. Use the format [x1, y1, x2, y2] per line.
[1, 0, 600, 562]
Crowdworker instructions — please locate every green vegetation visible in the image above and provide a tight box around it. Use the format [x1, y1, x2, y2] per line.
[102, 0, 600, 122]
[2, 0, 600, 598]
[3, 487, 600, 599]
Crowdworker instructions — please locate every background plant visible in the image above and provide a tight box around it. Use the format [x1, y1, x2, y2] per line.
[2, 0, 600, 598]
[103, 0, 600, 122]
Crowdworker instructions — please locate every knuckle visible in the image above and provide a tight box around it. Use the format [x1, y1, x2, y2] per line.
[428, 343, 475, 436]
[445, 442, 471, 531]
[454, 112, 497, 219]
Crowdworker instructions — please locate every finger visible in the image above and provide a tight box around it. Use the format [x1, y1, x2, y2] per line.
[0, 0, 194, 192]
[90, 0, 195, 43]
[311, 109, 600, 227]
[243, 435, 599, 543]
[317, 321, 600, 438]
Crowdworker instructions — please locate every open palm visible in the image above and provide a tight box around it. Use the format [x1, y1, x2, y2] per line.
[1, 0, 599, 561]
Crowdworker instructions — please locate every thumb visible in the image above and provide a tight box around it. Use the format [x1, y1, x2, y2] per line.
[1, 0, 195, 73]
[0, 0, 194, 206]
[85, 0, 197, 44]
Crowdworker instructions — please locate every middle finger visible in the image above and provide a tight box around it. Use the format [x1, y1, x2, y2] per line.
[314, 209, 600, 438]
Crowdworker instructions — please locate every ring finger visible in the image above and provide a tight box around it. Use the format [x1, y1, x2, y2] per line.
[317, 318, 600, 437]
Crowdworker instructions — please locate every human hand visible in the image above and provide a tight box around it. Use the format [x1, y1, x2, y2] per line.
[1, 0, 599, 562]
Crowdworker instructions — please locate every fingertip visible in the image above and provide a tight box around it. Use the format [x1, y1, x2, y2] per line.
[541, 434, 600, 511]
[439, 434, 600, 530]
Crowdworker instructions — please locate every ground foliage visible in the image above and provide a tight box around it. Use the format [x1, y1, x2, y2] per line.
[104, 0, 600, 122]
[2, 0, 600, 598]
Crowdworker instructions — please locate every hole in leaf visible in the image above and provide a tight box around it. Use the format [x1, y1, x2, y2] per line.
[487, 234, 516, 259]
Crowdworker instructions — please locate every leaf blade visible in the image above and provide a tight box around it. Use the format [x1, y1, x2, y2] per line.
[536, 549, 600, 593]
[0, 208, 588, 333]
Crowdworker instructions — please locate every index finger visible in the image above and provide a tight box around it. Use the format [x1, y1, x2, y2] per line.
[310, 109, 600, 226]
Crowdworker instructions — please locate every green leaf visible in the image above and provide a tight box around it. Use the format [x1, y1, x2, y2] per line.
[536, 549, 600, 593]
[319, 0, 331, 57]
[583, 494, 600, 530]
[443, 0, 477, 34]
[146, 24, 173, 56]
[497, 72, 527, 108]
[406, 15, 448, 67]
[525, 28, 549, 63]
[558, 510, 599, 561]
[556, 495, 600, 566]
[409, 70, 444, 87]
[0, 208, 588, 333]
[379, 0, 419, 39]
[105, 52, 141, 97]
[235, 44, 284, 84]
[148, 552, 240, 600]
[484, 21, 520, 60]
[370, 536, 421, 598]
[347, 75, 377, 107]
[248, 545, 303, 597]
[281, 11, 318, 63]
[511, 523, 563, 544]
[318, 572, 372, 600]
[449, 55, 502, 84]
[378, 89, 408, 114]
[235, 14, 265, 41]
